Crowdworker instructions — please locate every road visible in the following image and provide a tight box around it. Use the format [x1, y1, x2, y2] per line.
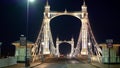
[33, 57, 96, 68]
[4, 57, 120, 68]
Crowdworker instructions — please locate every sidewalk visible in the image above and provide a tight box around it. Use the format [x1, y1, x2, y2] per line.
[91, 62, 120, 68]
[1, 62, 42, 68]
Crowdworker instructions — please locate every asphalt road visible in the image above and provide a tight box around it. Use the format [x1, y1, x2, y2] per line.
[4, 57, 120, 68]
[33, 58, 96, 68]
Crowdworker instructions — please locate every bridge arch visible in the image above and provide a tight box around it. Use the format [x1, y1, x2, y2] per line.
[55, 37, 74, 57]
[59, 42, 71, 56]
[49, 11, 82, 20]
[50, 15, 81, 48]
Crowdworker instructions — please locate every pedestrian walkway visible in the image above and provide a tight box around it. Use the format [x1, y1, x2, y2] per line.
[1, 61, 42, 68]
[91, 62, 120, 68]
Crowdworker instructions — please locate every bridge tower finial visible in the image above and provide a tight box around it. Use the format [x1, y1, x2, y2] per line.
[71, 37, 74, 41]
[82, 0, 87, 12]
[64, 9, 67, 13]
[83, 0, 86, 6]
[56, 37, 59, 41]
[46, 0, 49, 6]
[45, 0, 50, 13]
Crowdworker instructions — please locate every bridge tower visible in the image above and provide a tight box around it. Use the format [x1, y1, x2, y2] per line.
[56, 37, 74, 57]
[80, 1, 88, 55]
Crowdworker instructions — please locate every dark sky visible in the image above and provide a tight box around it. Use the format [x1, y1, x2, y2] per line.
[0, 0, 120, 44]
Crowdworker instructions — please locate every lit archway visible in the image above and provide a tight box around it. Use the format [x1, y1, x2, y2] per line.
[59, 43, 71, 56]
[50, 15, 81, 48]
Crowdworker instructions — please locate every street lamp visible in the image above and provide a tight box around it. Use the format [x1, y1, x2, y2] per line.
[25, 0, 35, 67]
[106, 39, 113, 66]
[29, 0, 35, 3]
[88, 42, 91, 63]
[88, 42, 91, 46]
[41, 42, 44, 62]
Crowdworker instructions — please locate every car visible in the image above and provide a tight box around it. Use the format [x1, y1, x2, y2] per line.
[60, 54, 64, 58]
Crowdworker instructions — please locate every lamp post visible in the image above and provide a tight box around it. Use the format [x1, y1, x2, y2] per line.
[88, 42, 91, 63]
[0, 42, 2, 58]
[41, 42, 44, 62]
[25, 0, 35, 67]
[106, 39, 113, 68]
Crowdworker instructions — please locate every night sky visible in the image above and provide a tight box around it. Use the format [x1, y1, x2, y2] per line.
[0, 0, 120, 45]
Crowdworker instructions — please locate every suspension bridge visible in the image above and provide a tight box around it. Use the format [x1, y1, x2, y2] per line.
[31, 0, 102, 63]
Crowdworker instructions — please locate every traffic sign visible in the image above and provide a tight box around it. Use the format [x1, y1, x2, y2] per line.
[20, 35, 27, 46]
[106, 39, 113, 48]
